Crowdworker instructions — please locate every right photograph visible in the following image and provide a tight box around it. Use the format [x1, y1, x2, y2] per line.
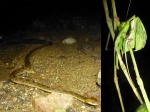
[101, 0, 150, 112]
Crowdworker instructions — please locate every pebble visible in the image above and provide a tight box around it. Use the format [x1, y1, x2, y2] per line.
[81, 106, 86, 108]
[62, 37, 76, 44]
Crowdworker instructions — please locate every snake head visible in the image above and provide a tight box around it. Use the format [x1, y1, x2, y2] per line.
[85, 97, 99, 106]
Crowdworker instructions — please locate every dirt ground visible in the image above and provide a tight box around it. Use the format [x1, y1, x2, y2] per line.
[0, 30, 101, 112]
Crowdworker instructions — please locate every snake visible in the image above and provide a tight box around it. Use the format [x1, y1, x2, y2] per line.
[10, 42, 99, 106]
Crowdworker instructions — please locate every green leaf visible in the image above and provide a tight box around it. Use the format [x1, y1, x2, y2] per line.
[135, 17, 147, 51]
[135, 104, 148, 112]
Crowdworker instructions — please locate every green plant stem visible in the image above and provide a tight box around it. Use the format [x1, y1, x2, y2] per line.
[129, 48, 150, 112]
[103, 1, 125, 111]
[116, 48, 143, 104]
[103, 0, 115, 40]
[111, 0, 120, 31]
[114, 49, 125, 112]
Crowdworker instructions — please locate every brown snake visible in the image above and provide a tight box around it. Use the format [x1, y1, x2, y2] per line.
[10, 42, 99, 106]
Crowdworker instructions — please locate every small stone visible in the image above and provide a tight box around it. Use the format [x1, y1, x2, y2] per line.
[5, 63, 9, 66]
[81, 106, 86, 108]
[62, 36, 76, 44]
[33, 92, 74, 112]
[97, 70, 101, 86]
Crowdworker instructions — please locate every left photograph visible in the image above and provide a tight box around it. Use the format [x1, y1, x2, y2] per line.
[0, 0, 101, 111]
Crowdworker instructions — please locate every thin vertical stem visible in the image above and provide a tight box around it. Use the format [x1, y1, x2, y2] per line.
[129, 48, 150, 111]
[114, 49, 125, 112]
[111, 0, 120, 31]
[103, 0, 115, 40]
[117, 49, 143, 104]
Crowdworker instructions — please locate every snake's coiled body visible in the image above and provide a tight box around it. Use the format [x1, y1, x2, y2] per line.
[10, 43, 99, 106]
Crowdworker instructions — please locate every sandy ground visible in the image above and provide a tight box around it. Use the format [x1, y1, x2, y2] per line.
[0, 30, 101, 112]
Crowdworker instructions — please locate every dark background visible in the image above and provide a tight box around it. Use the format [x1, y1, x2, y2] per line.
[0, 0, 100, 36]
[101, 0, 150, 112]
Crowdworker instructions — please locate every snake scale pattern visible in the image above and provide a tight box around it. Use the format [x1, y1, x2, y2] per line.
[10, 42, 99, 106]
